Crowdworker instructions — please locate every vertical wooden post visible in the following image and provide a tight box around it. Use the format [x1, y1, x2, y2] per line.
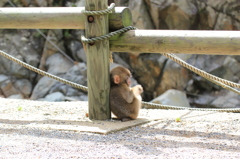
[85, 0, 111, 120]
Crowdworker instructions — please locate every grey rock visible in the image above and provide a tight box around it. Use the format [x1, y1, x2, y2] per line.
[189, 94, 216, 108]
[20, 46, 40, 67]
[0, 74, 9, 84]
[35, 0, 48, 7]
[35, 61, 87, 100]
[112, 53, 130, 69]
[0, 34, 37, 79]
[67, 40, 86, 62]
[20, 0, 31, 6]
[14, 79, 32, 98]
[197, 1, 239, 30]
[0, 0, 239, 109]
[49, 83, 86, 97]
[12, 34, 40, 68]
[146, 0, 197, 29]
[211, 91, 240, 108]
[129, 0, 154, 29]
[63, 63, 87, 86]
[7, 94, 24, 99]
[64, 94, 88, 101]
[151, 89, 190, 107]
[66, 62, 87, 76]
[46, 53, 73, 74]
[49, 83, 69, 95]
[79, 94, 88, 101]
[156, 58, 190, 95]
[66, 0, 85, 7]
[128, 53, 162, 100]
[223, 56, 240, 77]
[65, 87, 85, 97]
[30, 77, 57, 100]
[64, 96, 81, 101]
[0, 79, 19, 97]
[41, 92, 65, 102]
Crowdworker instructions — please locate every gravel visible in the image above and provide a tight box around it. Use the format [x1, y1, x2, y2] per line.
[0, 98, 240, 158]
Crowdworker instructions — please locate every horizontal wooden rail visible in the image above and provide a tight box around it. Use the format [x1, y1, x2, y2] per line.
[0, 7, 132, 29]
[110, 30, 240, 55]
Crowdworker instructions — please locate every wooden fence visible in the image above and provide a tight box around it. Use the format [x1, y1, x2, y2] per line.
[0, 0, 239, 120]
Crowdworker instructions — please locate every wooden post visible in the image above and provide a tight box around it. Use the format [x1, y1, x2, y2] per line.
[85, 0, 111, 120]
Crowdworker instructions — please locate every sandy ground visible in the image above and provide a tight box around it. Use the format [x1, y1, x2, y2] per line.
[0, 98, 240, 158]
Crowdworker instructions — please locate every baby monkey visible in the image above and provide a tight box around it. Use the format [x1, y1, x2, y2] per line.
[110, 66, 143, 122]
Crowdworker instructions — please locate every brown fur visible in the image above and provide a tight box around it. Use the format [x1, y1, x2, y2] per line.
[110, 66, 143, 122]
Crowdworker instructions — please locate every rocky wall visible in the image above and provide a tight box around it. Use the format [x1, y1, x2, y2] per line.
[0, 0, 239, 108]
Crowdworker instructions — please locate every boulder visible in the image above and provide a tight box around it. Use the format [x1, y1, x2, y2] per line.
[145, 0, 197, 29]
[211, 91, 240, 108]
[7, 94, 24, 99]
[0, 74, 9, 84]
[0, 34, 38, 79]
[151, 89, 190, 107]
[14, 79, 32, 98]
[45, 53, 73, 75]
[66, 40, 86, 63]
[30, 77, 57, 100]
[63, 62, 87, 86]
[40, 92, 65, 102]
[0, 79, 19, 97]
[128, 0, 154, 29]
[197, 0, 240, 30]
[156, 56, 190, 95]
[117, 53, 162, 100]
[34, 0, 48, 7]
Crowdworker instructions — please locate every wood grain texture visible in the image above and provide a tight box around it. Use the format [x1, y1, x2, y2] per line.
[85, 0, 111, 120]
[110, 30, 240, 55]
[0, 7, 131, 29]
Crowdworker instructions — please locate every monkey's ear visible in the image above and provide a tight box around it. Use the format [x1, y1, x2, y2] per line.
[113, 75, 120, 84]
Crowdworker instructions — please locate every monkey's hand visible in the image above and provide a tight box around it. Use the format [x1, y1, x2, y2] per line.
[132, 85, 143, 95]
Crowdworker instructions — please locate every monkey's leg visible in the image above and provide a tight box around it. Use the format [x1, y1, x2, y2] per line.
[111, 117, 132, 122]
[121, 117, 132, 122]
[111, 117, 120, 120]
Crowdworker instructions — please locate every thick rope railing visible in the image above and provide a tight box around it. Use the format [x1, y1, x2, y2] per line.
[81, 32, 240, 95]
[81, 26, 137, 43]
[1, 49, 239, 112]
[141, 102, 240, 112]
[162, 53, 240, 89]
[0, 50, 88, 92]
[80, 3, 240, 91]
[0, 2, 239, 112]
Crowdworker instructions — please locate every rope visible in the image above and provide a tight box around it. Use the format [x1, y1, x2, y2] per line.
[204, 75, 240, 95]
[81, 26, 137, 43]
[1, 1, 239, 112]
[82, 3, 115, 15]
[162, 53, 240, 89]
[1, 49, 240, 112]
[0, 50, 88, 92]
[142, 102, 240, 113]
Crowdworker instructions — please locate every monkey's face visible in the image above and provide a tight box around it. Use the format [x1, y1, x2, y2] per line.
[125, 76, 131, 87]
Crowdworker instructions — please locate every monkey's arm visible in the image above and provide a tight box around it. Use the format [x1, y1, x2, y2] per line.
[132, 85, 143, 95]
[120, 86, 134, 104]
